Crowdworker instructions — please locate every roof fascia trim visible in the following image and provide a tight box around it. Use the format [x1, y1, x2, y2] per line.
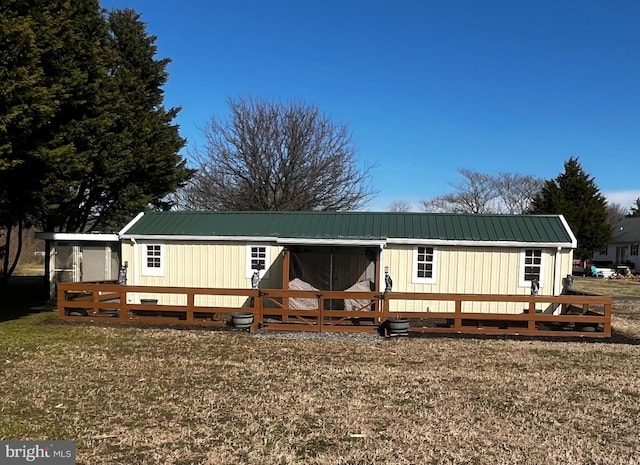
[35, 232, 120, 242]
[119, 211, 145, 236]
[387, 238, 575, 248]
[558, 214, 578, 248]
[120, 234, 278, 242]
[276, 238, 387, 247]
[120, 235, 386, 246]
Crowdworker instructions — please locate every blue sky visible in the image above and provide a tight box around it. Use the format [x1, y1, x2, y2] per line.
[100, 0, 640, 211]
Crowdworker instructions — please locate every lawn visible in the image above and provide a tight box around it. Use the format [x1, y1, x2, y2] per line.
[1, 276, 639, 465]
[571, 275, 640, 297]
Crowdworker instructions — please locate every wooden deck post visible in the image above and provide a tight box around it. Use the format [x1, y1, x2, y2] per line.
[603, 300, 612, 337]
[119, 286, 128, 322]
[527, 300, 536, 332]
[381, 292, 389, 320]
[374, 248, 381, 293]
[318, 294, 325, 332]
[282, 247, 290, 310]
[57, 285, 65, 319]
[186, 291, 195, 324]
[454, 300, 462, 330]
[254, 289, 262, 332]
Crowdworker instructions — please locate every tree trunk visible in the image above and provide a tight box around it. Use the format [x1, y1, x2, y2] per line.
[1, 219, 24, 286]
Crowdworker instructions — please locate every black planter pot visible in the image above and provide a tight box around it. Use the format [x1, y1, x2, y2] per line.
[387, 318, 410, 337]
[231, 312, 254, 329]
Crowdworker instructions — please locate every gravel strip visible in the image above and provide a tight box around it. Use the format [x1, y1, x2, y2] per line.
[252, 329, 386, 342]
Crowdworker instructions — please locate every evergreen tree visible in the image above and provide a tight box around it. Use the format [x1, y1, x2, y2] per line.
[529, 157, 612, 259]
[0, 0, 95, 278]
[627, 198, 640, 217]
[0, 0, 191, 281]
[32, 6, 191, 232]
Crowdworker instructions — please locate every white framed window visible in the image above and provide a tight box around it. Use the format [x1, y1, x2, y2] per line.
[520, 248, 543, 287]
[142, 243, 164, 276]
[246, 245, 269, 278]
[412, 246, 436, 284]
[599, 248, 607, 255]
[631, 244, 639, 256]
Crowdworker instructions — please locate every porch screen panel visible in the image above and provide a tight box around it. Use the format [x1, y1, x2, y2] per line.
[290, 248, 331, 291]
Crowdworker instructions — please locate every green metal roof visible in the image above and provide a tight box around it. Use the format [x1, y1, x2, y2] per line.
[120, 211, 576, 246]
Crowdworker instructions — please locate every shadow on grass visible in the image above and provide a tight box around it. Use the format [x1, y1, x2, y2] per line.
[0, 275, 51, 323]
[5, 275, 639, 346]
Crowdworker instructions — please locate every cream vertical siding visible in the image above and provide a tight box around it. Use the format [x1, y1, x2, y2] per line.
[121, 240, 283, 307]
[384, 244, 574, 314]
[119, 238, 574, 314]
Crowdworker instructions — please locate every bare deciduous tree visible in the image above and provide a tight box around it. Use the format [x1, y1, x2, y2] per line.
[421, 169, 498, 213]
[182, 96, 374, 211]
[606, 202, 629, 225]
[493, 172, 545, 214]
[388, 200, 412, 212]
[421, 169, 544, 214]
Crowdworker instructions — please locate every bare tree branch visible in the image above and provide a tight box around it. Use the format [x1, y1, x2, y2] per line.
[421, 169, 544, 214]
[421, 169, 498, 213]
[388, 200, 412, 212]
[493, 172, 544, 214]
[182, 96, 375, 211]
[606, 202, 628, 225]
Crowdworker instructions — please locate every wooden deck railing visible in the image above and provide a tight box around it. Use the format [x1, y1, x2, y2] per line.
[57, 283, 612, 338]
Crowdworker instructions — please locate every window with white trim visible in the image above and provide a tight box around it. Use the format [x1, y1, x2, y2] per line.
[599, 247, 607, 255]
[246, 245, 269, 278]
[412, 246, 436, 283]
[631, 244, 639, 256]
[521, 248, 542, 285]
[142, 244, 164, 276]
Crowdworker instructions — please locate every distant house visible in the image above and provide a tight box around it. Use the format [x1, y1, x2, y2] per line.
[117, 211, 576, 312]
[594, 217, 640, 271]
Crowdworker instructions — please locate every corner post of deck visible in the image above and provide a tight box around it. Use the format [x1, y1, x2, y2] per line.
[603, 297, 612, 337]
[57, 283, 66, 320]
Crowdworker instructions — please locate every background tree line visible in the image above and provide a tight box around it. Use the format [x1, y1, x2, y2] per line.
[404, 157, 624, 260]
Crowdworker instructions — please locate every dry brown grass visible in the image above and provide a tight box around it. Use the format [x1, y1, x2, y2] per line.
[2, 275, 640, 465]
[571, 275, 640, 297]
[1, 308, 639, 465]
